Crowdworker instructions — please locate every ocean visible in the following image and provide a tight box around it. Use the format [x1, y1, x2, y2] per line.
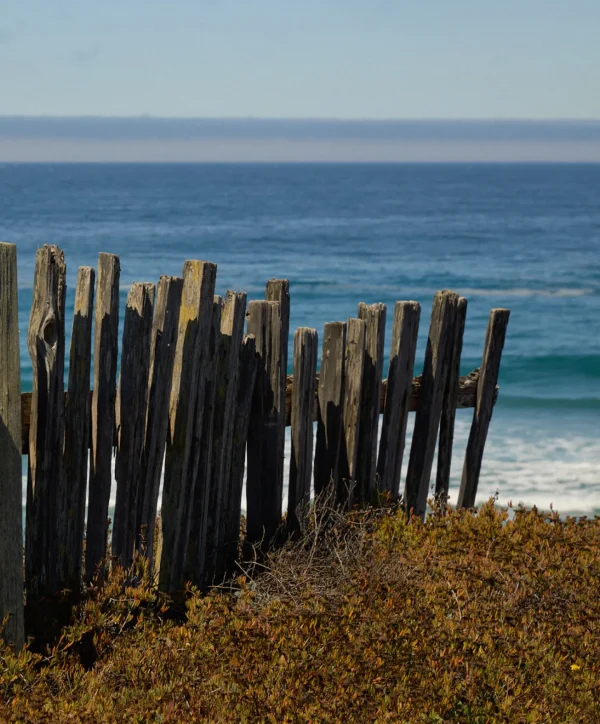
[1, 163, 599, 516]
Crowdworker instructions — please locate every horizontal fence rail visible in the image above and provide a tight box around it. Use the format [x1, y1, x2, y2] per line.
[0, 244, 510, 649]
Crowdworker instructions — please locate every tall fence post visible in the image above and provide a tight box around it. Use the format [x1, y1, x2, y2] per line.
[0, 243, 24, 649]
[435, 296, 467, 504]
[356, 303, 386, 503]
[314, 321, 346, 498]
[458, 309, 510, 509]
[86, 253, 120, 580]
[288, 327, 318, 534]
[377, 301, 421, 500]
[224, 334, 257, 574]
[185, 296, 222, 588]
[206, 291, 247, 585]
[159, 260, 216, 594]
[60, 266, 95, 590]
[404, 291, 458, 519]
[112, 282, 155, 567]
[338, 317, 366, 507]
[135, 275, 182, 563]
[26, 244, 67, 599]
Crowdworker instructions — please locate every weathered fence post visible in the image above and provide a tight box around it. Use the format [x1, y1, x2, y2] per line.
[159, 260, 216, 594]
[86, 253, 120, 580]
[314, 321, 346, 498]
[377, 301, 421, 500]
[185, 296, 222, 588]
[246, 300, 284, 546]
[224, 334, 257, 574]
[26, 244, 67, 599]
[135, 275, 182, 562]
[60, 266, 95, 589]
[404, 291, 458, 519]
[458, 308, 510, 509]
[288, 327, 318, 534]
[205, 291, 247, 585]
[0, 243, 24, 648]
[112, 282, 155, 567]
[435, 296, 467, 504]
[338, 317, 366, 507]
[356, 303, 386, 503]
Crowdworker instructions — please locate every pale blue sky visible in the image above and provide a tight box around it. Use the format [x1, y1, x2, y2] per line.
[1, 0, 599, 119]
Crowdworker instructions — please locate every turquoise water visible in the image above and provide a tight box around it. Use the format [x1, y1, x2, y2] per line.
[2, 163, 599, 514]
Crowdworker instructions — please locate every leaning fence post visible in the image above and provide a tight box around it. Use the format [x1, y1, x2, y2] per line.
[86, 253, 120, 581]
[435, 296, 467, 504]
[356, 302, 386, 503]
[135, 275, 182, 563]
[314, 321, 346, 498]
[376, 301, 421, 500]
[457, 308, 510, 509]
[224, 334, 257, 574]
[0, 243, 24, 649]
[338, 317, 366, 507]
[404, 291, 458, 519]
[26, 244, 67, 600]
[288, 327, 318, 534]
[60, 266, 95, 590]
[159, 260, 216, 594]
[246, 300, 283, 546]
[112, 282, 155, 568]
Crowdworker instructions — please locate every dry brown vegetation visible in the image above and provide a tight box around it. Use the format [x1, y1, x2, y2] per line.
[2, 499, 600, 722]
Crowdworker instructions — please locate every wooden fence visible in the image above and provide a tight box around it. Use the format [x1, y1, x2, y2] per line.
[0, 243, 510, 648]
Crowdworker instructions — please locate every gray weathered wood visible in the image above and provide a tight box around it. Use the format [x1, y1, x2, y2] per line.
[86, 253, 120, 580]
[265, 280, 289, 520]
[288, 327, 318, 533]
[313, 321, 346, 498]
[435, 296, 467, 503]
[112, 282, 155, 567]
[338, 318, 366, 506]
[356, 303, 386, 503]
[404, 291, 459, 518]
[224, 334, 257, 574]
[246, 300, 283, 546]
[376, 301, 421, 500]
[457, 308, 510, 509]
[26, 244, 67, 599]
[158, 260, 216, 593]
[135, 275, 182, 562]
[0, 243, 24, 648]
[185, 296, 223, 588]
[205, 291, 247, 585]
[60, 266, 94, 590]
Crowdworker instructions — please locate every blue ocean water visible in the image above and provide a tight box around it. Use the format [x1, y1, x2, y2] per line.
[1, 163, 599, 514]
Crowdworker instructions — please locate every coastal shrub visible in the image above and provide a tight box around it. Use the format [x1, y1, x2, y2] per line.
[1, 500, 600, 722]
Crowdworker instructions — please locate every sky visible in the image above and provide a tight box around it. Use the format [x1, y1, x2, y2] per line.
[1, 1, 599, 160]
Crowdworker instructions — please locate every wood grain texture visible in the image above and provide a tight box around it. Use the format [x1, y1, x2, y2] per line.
[404, 291, 459, 519]
[458, 308, 510, 509]
[26, 244, 67, 599]
[435, 296, 467, 503]
[135, 275, 182, 563]
[159, 260, 216, 594]
[376, 301, 421, 500]
[288, 327, 318, 533]
[246, 300, 283, 546]
[356, 303, 386, 503]
[0, 243, 24, 648]
[338, 318, 366, 506]
[224, 334, 257, 574]
[86, 253, 120, 581]
[112, 282, 155, 567]
[60, 266, 94, 590]
[313, 321, 346, 498]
